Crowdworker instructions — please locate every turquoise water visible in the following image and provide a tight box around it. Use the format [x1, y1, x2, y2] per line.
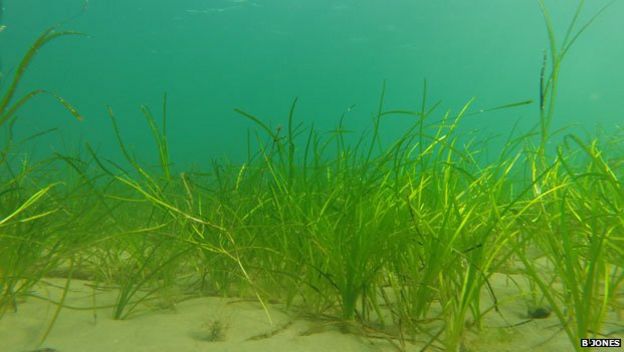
[1, 0, 623, 166]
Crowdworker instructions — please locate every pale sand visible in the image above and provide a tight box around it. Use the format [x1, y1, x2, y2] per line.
[1, 274, 622, 352]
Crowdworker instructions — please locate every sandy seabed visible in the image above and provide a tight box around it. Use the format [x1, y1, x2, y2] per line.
[1, 275, 622, 352]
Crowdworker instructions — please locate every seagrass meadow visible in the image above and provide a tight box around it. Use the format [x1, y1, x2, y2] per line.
[1, 1, 624, 351]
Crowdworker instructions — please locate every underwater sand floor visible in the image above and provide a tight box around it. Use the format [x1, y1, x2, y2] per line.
[3, 271, 621, 352]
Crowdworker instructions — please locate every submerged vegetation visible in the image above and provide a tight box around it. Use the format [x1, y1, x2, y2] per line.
[1, 2, 623, 352]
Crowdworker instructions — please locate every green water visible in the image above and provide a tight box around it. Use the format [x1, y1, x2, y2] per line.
[1, 0, 622, 166]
